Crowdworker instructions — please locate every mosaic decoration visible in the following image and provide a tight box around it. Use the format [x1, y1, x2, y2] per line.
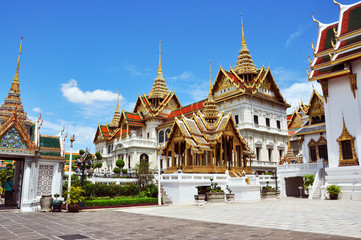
[0, 126, 27, 150]
[37, 165, 54, 196]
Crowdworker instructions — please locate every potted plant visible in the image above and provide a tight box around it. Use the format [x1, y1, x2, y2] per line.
[206, 179, 225, 202]
[326, 184, 342, 200]
[303, 174, 315, 194]
[225, 185, 234, 202]
[63, 186, 85, 212]
[52, 194, 63, 212]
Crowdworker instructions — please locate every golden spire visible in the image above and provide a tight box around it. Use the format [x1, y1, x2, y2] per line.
[203, 60, 219, 125]
[235, 13, 257, 75]
[208, 60, 213, 102]
[241, 13, 248, 51]
[109, 91, 121, 128]
[156, 40, 164, 80]
[11, 36, 23, 93]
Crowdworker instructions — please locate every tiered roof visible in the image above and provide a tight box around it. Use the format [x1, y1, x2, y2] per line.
[0, 37, 30, 125]
[234, 15, 257, 75]
[309, 1, 361, 87]
[148, 41, 171, 100]
[163, 110, 253, 155]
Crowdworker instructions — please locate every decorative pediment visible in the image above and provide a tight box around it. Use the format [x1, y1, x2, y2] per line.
[288, 111, 303, 129]
[307, 90, 324, 121]
[0, 114, 35, 152]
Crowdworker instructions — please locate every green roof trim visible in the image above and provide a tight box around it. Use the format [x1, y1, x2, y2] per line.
[40, 136, 60, 148]
[40, 151, 61, 157]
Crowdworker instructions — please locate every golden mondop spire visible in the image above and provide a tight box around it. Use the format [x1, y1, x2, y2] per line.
[0, 36, 29, 124]
[149, 40, 170, 101]
[11, 36, 23, 93]
[109, 91, 121, 128]
[234, 13, 257, 76]
[203, 60, 219, 125]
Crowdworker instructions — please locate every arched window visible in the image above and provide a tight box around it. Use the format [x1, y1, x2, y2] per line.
[165, 129, 171, 141]
[159, 130, 164, 143]
[140, 154, 149, 165]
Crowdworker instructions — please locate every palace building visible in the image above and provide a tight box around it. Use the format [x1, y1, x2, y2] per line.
[94, 17, 290, 176]
[0, 37, 66, 211]
[308, 0, 361, 200]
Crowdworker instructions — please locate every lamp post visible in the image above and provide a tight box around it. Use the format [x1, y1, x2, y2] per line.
[67, 135, 75, 209]
[157, 147, 161, 206]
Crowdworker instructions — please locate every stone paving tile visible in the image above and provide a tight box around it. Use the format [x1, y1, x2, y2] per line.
[0, 198, 360, 240]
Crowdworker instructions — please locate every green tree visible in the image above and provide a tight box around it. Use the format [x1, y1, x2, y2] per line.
[122, 168, 128, 175]
[134, 161, 154, 190]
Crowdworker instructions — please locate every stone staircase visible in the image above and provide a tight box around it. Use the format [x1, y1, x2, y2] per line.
[309, 167, 326, 200]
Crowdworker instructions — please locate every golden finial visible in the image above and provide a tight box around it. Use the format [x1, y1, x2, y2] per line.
[311, 42, 315, 53]
[308, 56, 312, 65]
[116, 90, 120, 111]
[11, 36, 23, 93]
[333, 0, 341, 10]
[209, 60, 212, 98]
[156, 40, 163, 79]
[241, 12, 248, 50]
[312, 12, 320, 26]
[306, 68, 310, 76]
[331, 39, 335, 48]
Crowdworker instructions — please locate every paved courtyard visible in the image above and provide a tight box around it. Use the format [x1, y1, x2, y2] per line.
[0, 198, 360, 239]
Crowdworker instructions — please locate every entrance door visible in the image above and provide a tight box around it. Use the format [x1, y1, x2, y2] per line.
[0, 158, 24, 209]
[285, 176, 304, 197]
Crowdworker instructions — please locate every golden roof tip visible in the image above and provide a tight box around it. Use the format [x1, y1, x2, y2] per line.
[241, 12, 247, 50]
[312, 12, 320, 27]
[157, 40, 163, 78]
[333, 0, 341, 10]
[11, 36, 23, 93]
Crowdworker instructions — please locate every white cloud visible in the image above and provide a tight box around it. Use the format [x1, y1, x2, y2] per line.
[61, 79, 121, 105]
[281, 81, 322, 114]
[169, 71, 195, 82]
[286, 24, 312, 48]
[124, 63, 143, 77]
[32, 107, 41, 113]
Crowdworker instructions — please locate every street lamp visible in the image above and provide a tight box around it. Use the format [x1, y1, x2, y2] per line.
[67, 135, 75, 209]
[157, 147, 161, 206]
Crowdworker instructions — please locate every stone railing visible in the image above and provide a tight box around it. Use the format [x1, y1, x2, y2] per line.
[239, 122, 288, 135]
[161, 173, 228, 182]
[277, 159, 326, 171]
[87, 177, 137, 185]
[251, 160, 278, 168]
[114, 136, 157, 149]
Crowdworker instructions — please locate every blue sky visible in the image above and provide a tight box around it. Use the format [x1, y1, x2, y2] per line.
[0, 0, 355, 152]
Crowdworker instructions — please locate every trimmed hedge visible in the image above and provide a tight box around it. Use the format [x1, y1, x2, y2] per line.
[84, 197, 157, 207]
[84, 183, 140, 198]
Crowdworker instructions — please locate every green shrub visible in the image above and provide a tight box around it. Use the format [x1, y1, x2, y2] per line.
[83, 183, 140, 198]
[84, 197, 157, 207]
[113, 167, 121, 175]
[116, 159, 125, 168]
[122, 168, 128, 174]
[303, 174, 315, 190]
[326, 184, 342, 196]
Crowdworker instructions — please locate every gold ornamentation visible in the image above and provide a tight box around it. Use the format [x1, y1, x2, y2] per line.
[318, 80, 328, 103]
[337, 117, 358, 166]
[348, 73, 357, 98]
